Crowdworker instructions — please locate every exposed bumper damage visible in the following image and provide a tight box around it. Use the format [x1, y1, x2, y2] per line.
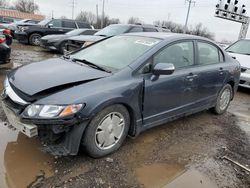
[40, 121, 89, 156]
[1, 99, 90, 156]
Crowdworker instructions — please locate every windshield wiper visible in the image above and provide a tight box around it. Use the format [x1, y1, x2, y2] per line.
[226, 50, 235, 53]
[72, 58, 112, 73]
[96, 34, 108, 37]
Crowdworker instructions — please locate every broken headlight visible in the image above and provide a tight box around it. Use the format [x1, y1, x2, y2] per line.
[23, 104, 84, 118]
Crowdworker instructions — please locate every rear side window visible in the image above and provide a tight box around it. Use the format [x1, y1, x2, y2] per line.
[144, 28, 158, 32]
[198, 42, 221, 65]
[77, 22, 91, 29]
[129, 27, 143, 33]
[154, 41, 194, 69]
[62, 21, 77, 28]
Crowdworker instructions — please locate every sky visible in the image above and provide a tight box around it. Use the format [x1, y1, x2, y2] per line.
[14, 0, 250, 41]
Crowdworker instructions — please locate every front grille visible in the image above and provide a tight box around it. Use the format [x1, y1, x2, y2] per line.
[40, 39, 48, 46]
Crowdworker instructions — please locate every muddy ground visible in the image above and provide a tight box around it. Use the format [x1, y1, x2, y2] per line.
[0, 42, 250, 188]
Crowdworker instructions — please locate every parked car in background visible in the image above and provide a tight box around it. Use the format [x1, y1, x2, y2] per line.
[15, 19, 92, 46]
[0, 35, 11, 64]
[226, 39, 250, 89]
[40, 29, 97, 53]
[0, 25, 13, 46]
[1, 33, 240, 158]
[65, 24, 170, 53]
[2, 19, 40, 37]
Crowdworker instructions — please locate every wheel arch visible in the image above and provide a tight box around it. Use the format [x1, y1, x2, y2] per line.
[86, 98, 140, 137]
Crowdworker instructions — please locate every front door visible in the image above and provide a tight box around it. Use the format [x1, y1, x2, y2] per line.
[143, 41, 198, 127]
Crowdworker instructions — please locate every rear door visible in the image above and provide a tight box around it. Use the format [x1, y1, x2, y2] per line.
[143, 40, 199, 126]
[195, 41, 226, 106]
[61, 20, 77, 32]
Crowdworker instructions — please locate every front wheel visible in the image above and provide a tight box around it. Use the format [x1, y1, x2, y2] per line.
[82, 105, 130, 158]
[29, 33, 42, 46]
[211, 84, 232, 115]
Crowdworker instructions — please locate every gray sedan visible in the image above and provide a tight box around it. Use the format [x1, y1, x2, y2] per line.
[2, 33, 240, 158]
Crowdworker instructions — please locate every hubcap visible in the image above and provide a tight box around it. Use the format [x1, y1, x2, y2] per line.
[95, 112, 125, 150]
[32, 35, 41, 45]
[219, 88, 231, 111]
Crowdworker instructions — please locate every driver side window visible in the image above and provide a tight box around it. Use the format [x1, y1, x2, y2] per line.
[154, 41, 194, 69]
[48, 20, 62, 28]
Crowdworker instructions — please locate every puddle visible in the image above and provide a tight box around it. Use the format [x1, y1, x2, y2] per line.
[0, 44, 55, 188]
[135, 163, 184, 188]
[164, 169, 218, 188]
[0, 123, 54, 188]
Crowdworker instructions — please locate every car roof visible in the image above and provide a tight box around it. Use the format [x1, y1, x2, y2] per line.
[123, 32, 213, 42]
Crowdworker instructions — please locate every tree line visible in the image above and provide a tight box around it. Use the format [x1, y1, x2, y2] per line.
[0, 0, 214, 39]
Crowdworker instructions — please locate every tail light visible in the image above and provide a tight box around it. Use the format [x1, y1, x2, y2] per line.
[3, 29, 11, 35]
[0, 38, 6, 44]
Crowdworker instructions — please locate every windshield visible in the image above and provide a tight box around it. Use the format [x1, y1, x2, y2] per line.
[226, 40, 250, 55]
[66, 29, 85, 35]
[38, 19, 51, 26]
[94, 25, 131, 37]
[70, 36, 161, 70]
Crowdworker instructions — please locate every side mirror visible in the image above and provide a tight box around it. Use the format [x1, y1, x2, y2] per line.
[152, 63, 175, 75]
[48, 23, 53, 28]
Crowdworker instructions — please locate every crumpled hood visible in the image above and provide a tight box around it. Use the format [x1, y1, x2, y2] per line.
[8, 58, 111, 96]
[42, 34, 69, 41]
[68, 35, 105, 42]
[227, 52, 250, 69]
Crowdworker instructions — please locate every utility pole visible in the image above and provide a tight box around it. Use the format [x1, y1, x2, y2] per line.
[184, 0, 195, 34]
[101, 0, 105, 28]
[72, 0, 75, 19]
[96, 4, 99, 27]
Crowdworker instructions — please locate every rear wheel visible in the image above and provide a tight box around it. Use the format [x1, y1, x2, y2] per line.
[82, 105, 130, 158]
[29, 33, 42, 46]
[211, 84, 232, 115]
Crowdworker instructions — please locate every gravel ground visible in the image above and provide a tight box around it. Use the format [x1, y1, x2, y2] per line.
[0, 42, 250, 188]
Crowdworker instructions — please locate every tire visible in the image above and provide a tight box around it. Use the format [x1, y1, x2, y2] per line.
[29, 33, 42, 46]
[82, 104, 130, 158]
[211, 84, 232, 115]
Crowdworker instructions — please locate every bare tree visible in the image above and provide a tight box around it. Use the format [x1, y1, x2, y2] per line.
[76, 11, 96, 25]
[153, 20, 214, 40]
[14, 0, 39, 13]
[0, 0, 8, 7]
[76, 11, 120, 29]
[127, 17, 141, 24]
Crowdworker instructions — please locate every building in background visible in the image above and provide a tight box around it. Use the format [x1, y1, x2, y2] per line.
[0, 8, 45, 23]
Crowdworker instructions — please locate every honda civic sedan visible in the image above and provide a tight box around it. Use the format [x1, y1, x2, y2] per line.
[1, 33, 240, 158]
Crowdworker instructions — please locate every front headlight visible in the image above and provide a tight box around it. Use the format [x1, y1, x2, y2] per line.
[23, 104, 84, 118]
[21, 26, 29, 32]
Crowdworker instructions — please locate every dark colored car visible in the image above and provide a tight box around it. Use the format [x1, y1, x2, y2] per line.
[65, 24, 170, 53]
[0, 35, 11, 64]
[15, 19, 92, 46]
[40, 29, 97, 53]
[1, 33, 240, 158]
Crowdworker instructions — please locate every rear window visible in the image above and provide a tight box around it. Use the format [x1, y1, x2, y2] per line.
[77, 22, 91, 29]
[144, 28, 158, 32]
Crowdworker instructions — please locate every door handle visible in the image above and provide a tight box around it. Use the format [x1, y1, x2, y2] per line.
[219, 67, 224, 75]
[186, 74, 198, 82]
[186, 74, 198, 79]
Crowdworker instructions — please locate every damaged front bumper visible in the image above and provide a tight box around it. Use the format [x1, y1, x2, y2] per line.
[1, 100, 90, 156]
